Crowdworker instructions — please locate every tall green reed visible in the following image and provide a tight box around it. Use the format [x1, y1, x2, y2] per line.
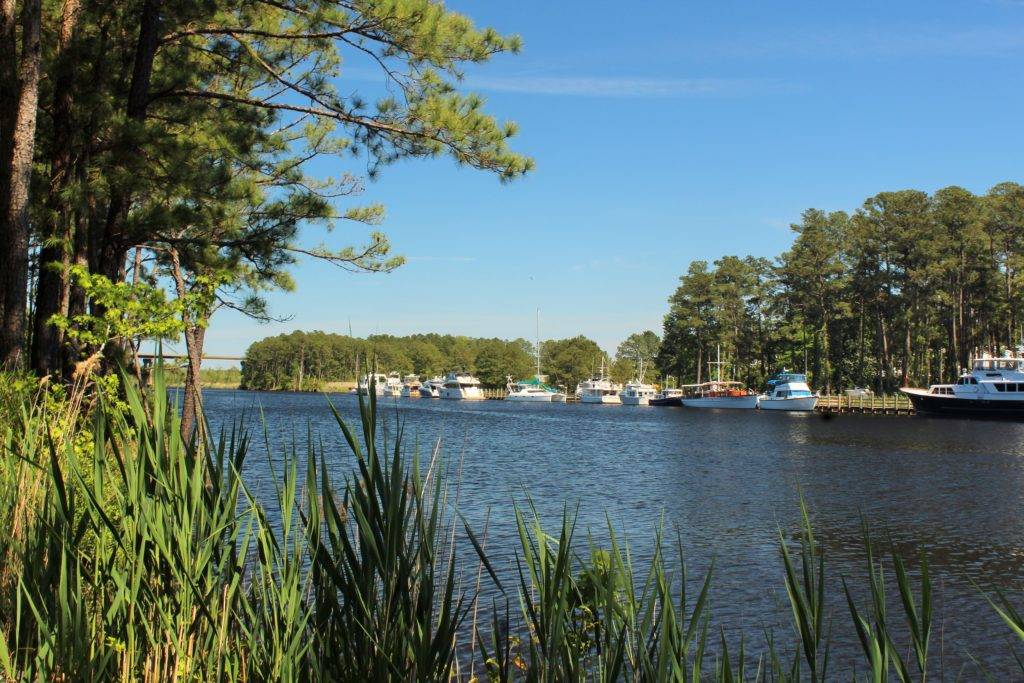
[0, 364, 1018, 681]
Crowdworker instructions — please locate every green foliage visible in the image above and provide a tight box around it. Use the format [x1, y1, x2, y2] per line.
[540, 335, 605, 389]
[49, 266, 184, 348]
[241, 331, 543, 390]
[0, 367, 1020, 679]
[660, 182, 1024, 393]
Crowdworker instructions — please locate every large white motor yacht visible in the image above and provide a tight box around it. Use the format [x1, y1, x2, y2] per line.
[620, 381, 657, 405]
[357, 372, 388, 396]
[382, 372, 404, 398]
[419, 376, 443, 398]
[440, 371, 486, 400]
[901, 350, 1024, 418]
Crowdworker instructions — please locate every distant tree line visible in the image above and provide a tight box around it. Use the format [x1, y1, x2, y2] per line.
[657, 183, 1024, 393]
[240, 331, 666, 391]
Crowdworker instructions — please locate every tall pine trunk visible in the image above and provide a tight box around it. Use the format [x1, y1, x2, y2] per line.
[0, 0, 41, 367]
[31, 0, 82, 375]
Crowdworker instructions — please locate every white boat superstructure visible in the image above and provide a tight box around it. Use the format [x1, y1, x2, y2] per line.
[400, 374, 422, 397]
[419, 376, 443, 398]
[358, 372, 388, 396]
[440, 371, 486, 400]
[619, 359, 656, 405]
[901, 350, 1024, 417]
[758, 371, 818, 411]
[383, 372, 404, 398]
[579, 360, 621, 404]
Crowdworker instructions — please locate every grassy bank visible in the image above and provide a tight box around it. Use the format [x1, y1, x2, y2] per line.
[2, 368, 1023, 680]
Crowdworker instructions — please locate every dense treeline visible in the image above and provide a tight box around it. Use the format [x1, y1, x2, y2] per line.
[241, 331, 649, 390]
[0, 0, 529, 438]
[658, 183, 1024, 393]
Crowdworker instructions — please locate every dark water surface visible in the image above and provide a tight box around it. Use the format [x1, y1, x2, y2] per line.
[203, 389, 1024, 676]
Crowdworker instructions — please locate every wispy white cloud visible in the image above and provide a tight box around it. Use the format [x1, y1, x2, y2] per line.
[465, 75, 796, 98]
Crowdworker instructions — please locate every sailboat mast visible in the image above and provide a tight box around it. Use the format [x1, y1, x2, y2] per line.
[536, 308, 541, 377]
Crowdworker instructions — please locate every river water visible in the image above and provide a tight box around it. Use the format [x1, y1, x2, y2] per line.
[202, 388, 1024, 676]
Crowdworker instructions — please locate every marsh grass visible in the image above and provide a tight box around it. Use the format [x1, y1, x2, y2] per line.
[0, 365, 1021, 680]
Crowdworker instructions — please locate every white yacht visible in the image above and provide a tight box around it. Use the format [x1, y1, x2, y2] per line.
[400, 374, 422, 397]
[680, 346, 758, 409]
[357, 372, 388, 396]
[440, 371, 486, 400]
[620, 381, 657, 405]
[578, 360, 622, 404]
[419, 376, 443, 398]
[619, 359, 656, 405]
[758, 370, 818, 411]
[382, 372, 404, 398]
[901, 350, 1024, 418]
[505, 309, 566, 403]
[506, 375, 566, 402]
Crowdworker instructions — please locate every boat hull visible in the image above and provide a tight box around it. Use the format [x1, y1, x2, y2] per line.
[506, 393, 556, 402]
[620, 395, 650, 406]
[758, 396, 818, 412]
[682, 395, 759, 409]
[581, 394, 621, 404]
[901, 388, 1024, 418]
[419, 387, 439, 398]
[440, 389, 486, 401]
[649, 397, 682, 407]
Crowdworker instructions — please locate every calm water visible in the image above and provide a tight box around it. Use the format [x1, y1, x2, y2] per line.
[203, 389, 1024, 676]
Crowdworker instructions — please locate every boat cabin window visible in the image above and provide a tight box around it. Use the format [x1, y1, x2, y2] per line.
[957, 377, 978, 385]
[996, 383, 1022, 392]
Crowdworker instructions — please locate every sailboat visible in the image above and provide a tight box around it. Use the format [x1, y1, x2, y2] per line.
[506, 309, 567, 402]
[680, 345, 758, 409]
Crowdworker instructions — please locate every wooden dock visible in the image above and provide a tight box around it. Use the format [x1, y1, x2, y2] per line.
[814, 394, 914, 415]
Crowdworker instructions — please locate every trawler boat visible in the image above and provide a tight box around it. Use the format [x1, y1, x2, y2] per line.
[650, 387, 685, 407]
[505, 375, 566, 402]
[901, 351, 1024, 418]
[578, 360, 622, 404]
[680, 345, 758, 409]
[357, 372, 388, 396]
[620, 381, 657, 405]
[619, 359, 656, 405]
[440, 371, 486, 400]
[400, 374, 422, 397]
[382, 372, 404, 398]
[419, 376, 443, 398]
[758, 370, 818, 411]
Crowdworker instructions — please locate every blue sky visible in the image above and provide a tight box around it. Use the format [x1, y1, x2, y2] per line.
[197, 0, 1024, 363]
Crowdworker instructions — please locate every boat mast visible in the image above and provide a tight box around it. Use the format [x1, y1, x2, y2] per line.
[536, 307, 541, 378]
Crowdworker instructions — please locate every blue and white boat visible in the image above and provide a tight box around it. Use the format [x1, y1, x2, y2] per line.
[758, 370, 818, 411]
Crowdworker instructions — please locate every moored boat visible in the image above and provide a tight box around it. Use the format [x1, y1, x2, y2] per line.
[440, 371, 486, 400]
[400, 374, 422, 397]
[620, 381, 657, 405]
[679, 345, 757, 409]
[419, 376, 443, 398]
[758, 370, 818, 411]
[357, 372, 388, 396]
[383, 372, 404, 398]
[578, 359, 621, 404]
[650, 387, 684, 407]
[506, 375, 566, 402]
[901, 351, 1024, 418]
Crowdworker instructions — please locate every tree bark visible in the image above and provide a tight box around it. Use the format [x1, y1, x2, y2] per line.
[0, 0, 42, 368]
[31, 0, 83, 375]
[97, 0, 162, 282]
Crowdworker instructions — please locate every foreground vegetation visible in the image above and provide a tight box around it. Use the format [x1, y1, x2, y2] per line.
[3, 368, 1024, 680]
